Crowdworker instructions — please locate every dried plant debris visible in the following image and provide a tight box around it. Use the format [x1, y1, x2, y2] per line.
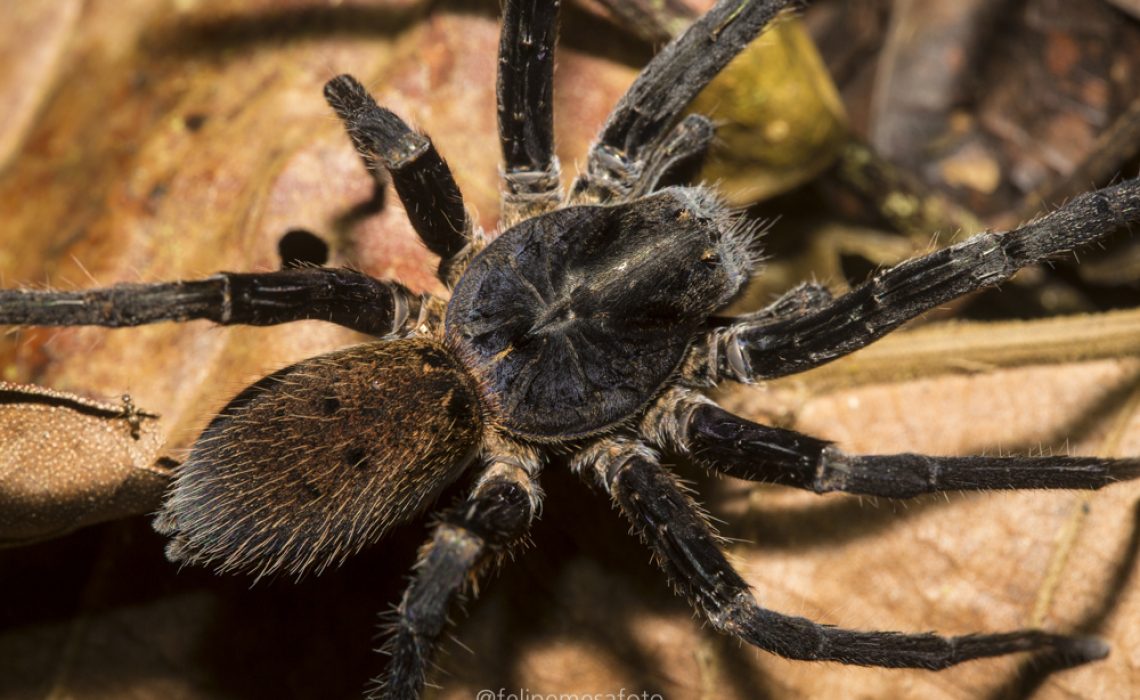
[0, 2, 1138, 700]
[0, 382, 171, 547]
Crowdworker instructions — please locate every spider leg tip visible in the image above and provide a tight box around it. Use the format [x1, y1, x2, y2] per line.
[1117, 458, 1140, 482]
[1060, 635, 1110, 664]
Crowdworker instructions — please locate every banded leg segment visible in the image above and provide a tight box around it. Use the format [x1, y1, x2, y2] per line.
[713, 178, 1140, 382]
[655, 396, 1140, 498]
[573, 0, 792, 201]
[324, 75, 472, 282]
[0, 267, 420, 336]
[576, 439, 1108, 669]
[375, 462, 540, 700]
[627, 114, 715, 198]
[727, 281, 834, 325]
[497, 0, 563, 225]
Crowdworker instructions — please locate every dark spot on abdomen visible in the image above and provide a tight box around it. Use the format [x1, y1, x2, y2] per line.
[344, 446, 369, 470]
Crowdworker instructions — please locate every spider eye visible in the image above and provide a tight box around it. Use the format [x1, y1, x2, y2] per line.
[699, 250, 721, 269]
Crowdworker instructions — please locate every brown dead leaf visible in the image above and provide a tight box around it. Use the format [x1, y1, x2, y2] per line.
[0, 382, 171, 546]
[0, 2, 1137, 700]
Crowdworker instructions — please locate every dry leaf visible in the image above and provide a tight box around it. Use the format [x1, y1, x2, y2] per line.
[0, 2, 1137, 700]
[0, 382, 171, 546]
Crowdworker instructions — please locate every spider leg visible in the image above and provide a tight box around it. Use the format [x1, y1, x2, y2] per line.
[571, 0, 792, 202]
[497, 0, 563, 227]
[708, 177, 1140, 382]
[0, 267, 422, 336]
[721, 280, 834, 325]
[643, 389, 1140, 498]
[574, 438, 1109, 669]
[375, 460, 540, 700]
[324, 75, 473, 284]
[627, 113, 715, 198]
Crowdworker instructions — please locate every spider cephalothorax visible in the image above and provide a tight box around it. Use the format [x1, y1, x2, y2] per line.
[3, 0, 1140, 698]
[448, 186, 753, 439]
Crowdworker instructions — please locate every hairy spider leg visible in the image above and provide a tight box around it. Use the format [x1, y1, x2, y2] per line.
[626, 113, 717, 199]
[373, 462, 541, 700]
[572, 0, 792, 203]
[643, 388, 1140, 498]
[0, 267, 420, 337]
[704, 281, 836, 334]
[324, 75, 473, 284]
[711, 178, 1140, 382]
[576, 439, 1110, 669]
[497, 0, 563, 226]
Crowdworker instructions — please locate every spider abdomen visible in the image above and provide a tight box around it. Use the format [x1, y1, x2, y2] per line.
[446, 187, 750, 440]
[154, 338, 482, 578]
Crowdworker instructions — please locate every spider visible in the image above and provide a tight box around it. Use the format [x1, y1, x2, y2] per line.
[3, 0, 1140, 698]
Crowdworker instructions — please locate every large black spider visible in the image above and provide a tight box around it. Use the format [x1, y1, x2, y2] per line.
[3, 0, 1140, 698]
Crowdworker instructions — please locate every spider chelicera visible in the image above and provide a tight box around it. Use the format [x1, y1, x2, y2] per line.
[2, 0, 1140, 698]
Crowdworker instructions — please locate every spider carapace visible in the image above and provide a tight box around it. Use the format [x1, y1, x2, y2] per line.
[448, 187, 750, 439]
